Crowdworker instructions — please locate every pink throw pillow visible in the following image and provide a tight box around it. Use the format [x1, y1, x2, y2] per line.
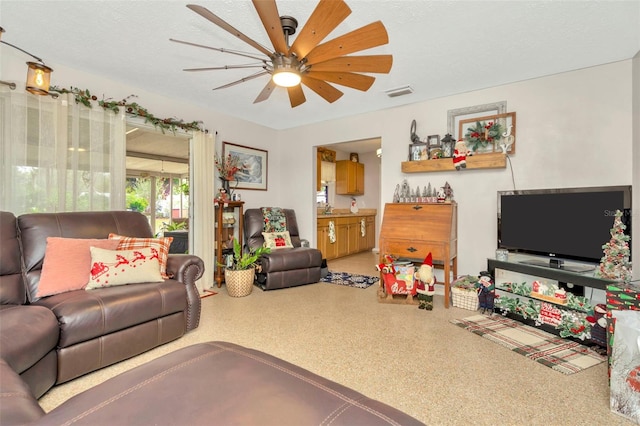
[37, 237, 120, 298]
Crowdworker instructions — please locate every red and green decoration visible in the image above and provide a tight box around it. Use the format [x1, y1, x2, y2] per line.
[464, 120, 503, 152]
[596, 210, 632, 282]
[49, 86, 205, 134]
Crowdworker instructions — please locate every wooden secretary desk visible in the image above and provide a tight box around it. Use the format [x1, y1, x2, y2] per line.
[378, 202, 458, 308]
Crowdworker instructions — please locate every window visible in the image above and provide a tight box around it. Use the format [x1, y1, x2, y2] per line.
[317, 184, 328, 204]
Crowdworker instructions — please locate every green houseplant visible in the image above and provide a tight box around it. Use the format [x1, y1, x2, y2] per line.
[224, 238, 270, 297]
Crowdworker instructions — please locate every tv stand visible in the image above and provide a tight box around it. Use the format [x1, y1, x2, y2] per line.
[518, 258, 595, 273]
[487, 256, 614, 347]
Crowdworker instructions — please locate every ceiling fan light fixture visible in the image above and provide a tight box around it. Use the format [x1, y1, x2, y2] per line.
[272, 69, 301, 87]
[271, 54, 302, 87]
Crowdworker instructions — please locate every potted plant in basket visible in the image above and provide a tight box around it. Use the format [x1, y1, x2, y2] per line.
[224, 238, 270, 297]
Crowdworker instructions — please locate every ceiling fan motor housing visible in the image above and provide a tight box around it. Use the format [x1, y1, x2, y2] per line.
[279, 15, 298, 37]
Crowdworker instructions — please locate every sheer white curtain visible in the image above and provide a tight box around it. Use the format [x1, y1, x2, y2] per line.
[190, 130, 215, 292]
[0, 90, 125, 214]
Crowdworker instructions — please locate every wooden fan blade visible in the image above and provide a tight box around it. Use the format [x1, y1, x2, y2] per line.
[304, 21, 389, 66]
[187, 4, 274, 57]
[287, 85, 306, 108]
[185, 64, 265, 72]
[170, 38, 268, 62]
[308, 55, 393, 74]
[289, 0, 351, 60]
[252, 0, 288, 54]
[306, 71, 374, 91]
[212, 70, 269, 90]
[301, 76, 343, 103]
[254, 79, 277, 103]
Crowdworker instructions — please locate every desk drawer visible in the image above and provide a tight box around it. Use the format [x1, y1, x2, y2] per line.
[382, 239, 452, 262]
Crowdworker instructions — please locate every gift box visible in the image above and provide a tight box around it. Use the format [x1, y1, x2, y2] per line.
[609, 310, 640, 423]
[606, 283, 640, 380]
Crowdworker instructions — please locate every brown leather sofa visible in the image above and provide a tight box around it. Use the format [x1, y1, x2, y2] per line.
[1, 211, 422, 425]
[0, 211, 204, 404]
[244, 208, 322, 290]
[1, 342, 424, 425]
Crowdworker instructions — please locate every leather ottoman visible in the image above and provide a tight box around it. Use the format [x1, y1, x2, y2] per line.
[39, 341, 423, 425]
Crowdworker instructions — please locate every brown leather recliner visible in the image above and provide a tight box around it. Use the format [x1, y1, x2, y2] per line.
[244, 208, 321, 290]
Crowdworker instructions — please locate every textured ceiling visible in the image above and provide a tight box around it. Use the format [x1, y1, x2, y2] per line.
[1, 1, 639, 131]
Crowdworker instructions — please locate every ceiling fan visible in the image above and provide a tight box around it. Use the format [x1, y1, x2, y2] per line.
[171, 0, 393, 108]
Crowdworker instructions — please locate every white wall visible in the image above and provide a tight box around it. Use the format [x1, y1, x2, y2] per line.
[281, 60, 634, 276]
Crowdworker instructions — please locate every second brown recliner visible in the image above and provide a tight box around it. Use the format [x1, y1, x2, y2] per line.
[244, 208, 321, 290]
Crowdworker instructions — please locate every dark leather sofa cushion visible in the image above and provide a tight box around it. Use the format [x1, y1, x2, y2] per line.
[33, 281, 187, 348]
[259, 247, 322, 272]
[38, 342, 424, 426]
[0, 305, 58, 374]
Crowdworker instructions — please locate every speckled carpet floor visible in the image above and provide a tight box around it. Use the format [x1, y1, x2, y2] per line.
[38, 251, 633, 425]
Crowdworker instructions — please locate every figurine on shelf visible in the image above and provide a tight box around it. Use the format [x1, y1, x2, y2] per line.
[217, 188, 229, 203]
[444, 182, 453, 202]
[393, 184, 400, 203]
[453, 140, 470, 170]
[437, 187, 446, 203]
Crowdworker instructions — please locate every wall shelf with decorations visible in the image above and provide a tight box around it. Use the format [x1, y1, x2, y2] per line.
[401, 152, 506, 173]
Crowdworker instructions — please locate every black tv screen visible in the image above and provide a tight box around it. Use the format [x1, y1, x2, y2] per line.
[498, 186, 632, 265]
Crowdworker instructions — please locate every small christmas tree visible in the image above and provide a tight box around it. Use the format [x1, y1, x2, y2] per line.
[596, 210, 632, 282]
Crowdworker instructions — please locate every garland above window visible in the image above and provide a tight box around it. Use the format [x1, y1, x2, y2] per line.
[49, 86, 206, 134]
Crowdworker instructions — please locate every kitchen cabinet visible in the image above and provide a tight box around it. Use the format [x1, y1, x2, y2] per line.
[317, 213, 375, 260]
[336, 160, 364, 195]
[317, 220, 338, 260]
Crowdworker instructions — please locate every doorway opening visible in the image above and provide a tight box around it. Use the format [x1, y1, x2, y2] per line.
[125, 123, 190, 237]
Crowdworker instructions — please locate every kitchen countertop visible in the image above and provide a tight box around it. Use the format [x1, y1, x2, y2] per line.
[317, 208, 377, 218]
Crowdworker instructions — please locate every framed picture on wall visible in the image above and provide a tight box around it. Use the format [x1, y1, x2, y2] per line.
[223, 142, 268, 190]
[447, 101, 507, 141]
[409, 143, 429, 161]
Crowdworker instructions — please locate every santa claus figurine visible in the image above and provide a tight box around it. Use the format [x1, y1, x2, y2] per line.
[415, 253, 436, 310]
[452, 140, 470, 171]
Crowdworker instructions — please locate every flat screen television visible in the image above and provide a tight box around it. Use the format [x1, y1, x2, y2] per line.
[497, 185, 632, 272]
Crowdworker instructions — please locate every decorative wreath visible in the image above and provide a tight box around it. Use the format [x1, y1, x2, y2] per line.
[464, 120, 503, 152]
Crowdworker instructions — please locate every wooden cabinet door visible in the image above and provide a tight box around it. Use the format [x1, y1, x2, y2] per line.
[336, 219, 349, 257]
[325, 230, 338, 259]
[365, 216, 375, 250]
[317, 218, 339, 260]
[348, 219, 359, 254]
[355, 162, 364, 194]
[336, 161, 365, 195]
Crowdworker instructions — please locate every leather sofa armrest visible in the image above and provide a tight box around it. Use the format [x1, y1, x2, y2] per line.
[166, 254, 205, 332]
[0, 359, 45, 425]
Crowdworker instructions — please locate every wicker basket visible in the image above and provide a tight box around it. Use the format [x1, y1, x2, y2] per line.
[452, 287, 479, 311]
[225, 268, 255, 297]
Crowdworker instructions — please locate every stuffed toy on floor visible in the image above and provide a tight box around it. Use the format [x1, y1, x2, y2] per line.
[415, 253, 436, 310]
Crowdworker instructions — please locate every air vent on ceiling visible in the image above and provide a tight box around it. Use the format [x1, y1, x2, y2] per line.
[384, 85, 413, 98]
